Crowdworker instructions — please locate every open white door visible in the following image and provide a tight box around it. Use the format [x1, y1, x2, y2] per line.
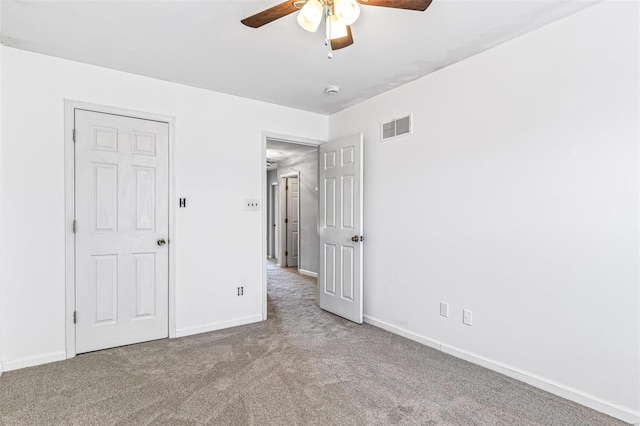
[318, 133, 363, 323]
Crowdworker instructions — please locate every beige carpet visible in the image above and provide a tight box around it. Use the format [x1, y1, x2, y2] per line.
[0, 262, 626, 425]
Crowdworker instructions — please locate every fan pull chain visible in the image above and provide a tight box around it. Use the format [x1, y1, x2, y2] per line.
[325, 36, 333, 59]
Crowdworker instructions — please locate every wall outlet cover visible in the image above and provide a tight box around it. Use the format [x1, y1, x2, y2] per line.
[245, 199, 260, 211]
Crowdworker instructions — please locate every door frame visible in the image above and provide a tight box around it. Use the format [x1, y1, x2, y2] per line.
[280, 172, 300, 269]
[64, 100, 177, 358]
[261, 132, 324, 320]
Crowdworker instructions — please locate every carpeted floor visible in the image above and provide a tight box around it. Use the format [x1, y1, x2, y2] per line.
[0, 262, 626, 425]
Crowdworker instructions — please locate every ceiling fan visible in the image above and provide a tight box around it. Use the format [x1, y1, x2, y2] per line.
[241, 0, 433, 53]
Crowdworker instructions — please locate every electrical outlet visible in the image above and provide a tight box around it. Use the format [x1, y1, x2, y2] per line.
[245, 199, 260, 211]
[440, 302, 449, 317]
[237, 286, 244, 296]
[463, 309, 472, 326]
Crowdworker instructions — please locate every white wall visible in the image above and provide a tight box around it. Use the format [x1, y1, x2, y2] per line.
[1, 2, 638, 422]
[0, 46, 328, 368]
[277, 150, 319, 274]
[330, 1, 639, 422]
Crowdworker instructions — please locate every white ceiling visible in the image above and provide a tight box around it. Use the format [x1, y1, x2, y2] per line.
[1, 0, 596, 115]
[267, 139, 317, 169]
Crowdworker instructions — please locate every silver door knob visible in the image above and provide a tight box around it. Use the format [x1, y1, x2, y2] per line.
[157, 239, 166, 246]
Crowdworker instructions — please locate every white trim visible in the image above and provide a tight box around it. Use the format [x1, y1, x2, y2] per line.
[64, 101, 75, 359]
[167, 115, 177, 339]
[264, 132, 324, 147]
[261, 132, 325, 321]
[2, 352, 67, 372]
[363, 315, 443, 351]
[298, 269, 318, 278]
[64, 100, 177, 358]
[0, 362, 4, 376]
[363, 315, 640, 425]
[261, 134, 268, 320]
[174, 315, 263, 338]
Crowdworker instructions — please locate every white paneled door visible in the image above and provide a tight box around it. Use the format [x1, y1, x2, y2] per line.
[286, 177, 299, 267]
[75, 110, 169, 354]
[319, 134, 363, 324]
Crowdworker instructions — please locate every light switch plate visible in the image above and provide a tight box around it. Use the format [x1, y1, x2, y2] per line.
[463, 309, 473, 326]
[440, 302, 449, 317]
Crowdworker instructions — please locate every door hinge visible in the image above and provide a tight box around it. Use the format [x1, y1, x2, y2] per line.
[284, 218, 288, 224]
[285, 185, 289, 190]
[73, 129, 76, 142]
[285, 251, 288, 256]
[73, 311, 77, 324]
[72, 220, 77, 233]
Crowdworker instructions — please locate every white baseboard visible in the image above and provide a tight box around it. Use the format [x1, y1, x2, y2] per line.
[363, 315, 639, 425]
[2, 316, 264, 372]
[298, 269, 318, 278]
[0, 361, 4, 376]
[174, 314, 263, 338]
[2, 351, 67, 372]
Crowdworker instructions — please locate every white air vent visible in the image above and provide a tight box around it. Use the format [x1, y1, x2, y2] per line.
[381, 114, 412, 141]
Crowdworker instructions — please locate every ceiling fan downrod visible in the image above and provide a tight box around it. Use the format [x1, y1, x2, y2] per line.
[326, 1, 334, 59]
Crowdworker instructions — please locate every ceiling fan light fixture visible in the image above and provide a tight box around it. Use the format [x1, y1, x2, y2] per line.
[297, 0, 324, 32]
[241, 0, 433, 53]
[334, 0, 360, 25]
[326, 14, 348, 40]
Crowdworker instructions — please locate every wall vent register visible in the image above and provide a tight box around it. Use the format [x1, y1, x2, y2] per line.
[381, 114, 412, 141]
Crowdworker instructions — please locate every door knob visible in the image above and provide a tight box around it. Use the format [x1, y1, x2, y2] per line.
[351, 235, 359, 242]
[157, 238, 166, 246]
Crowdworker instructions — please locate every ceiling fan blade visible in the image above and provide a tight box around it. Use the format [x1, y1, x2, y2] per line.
[331, 26, 354, 50]
[357, 0, 432, 11]
[241, 1, 299, 28]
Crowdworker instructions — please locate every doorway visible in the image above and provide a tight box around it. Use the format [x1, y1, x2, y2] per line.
[263, 135, 321, 316]
[64, 101, 176, 357]
[262, 133, 365, 324]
